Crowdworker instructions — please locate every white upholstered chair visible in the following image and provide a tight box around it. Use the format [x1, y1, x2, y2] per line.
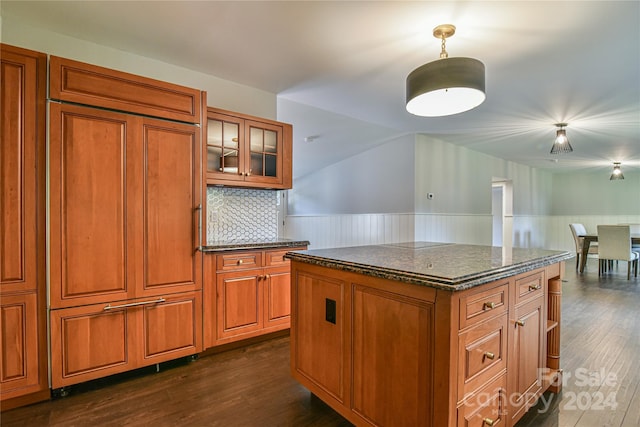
[628, 224, 640, 252]
[597, 225, 639, 280]
[569, 223, 598, 270]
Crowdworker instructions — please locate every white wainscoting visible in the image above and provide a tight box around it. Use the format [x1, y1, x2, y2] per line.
[284, 213, 640, 252]
[415, 214, 493, 246]
[543, 215, 640, 253]
[283, 214, 414, 250]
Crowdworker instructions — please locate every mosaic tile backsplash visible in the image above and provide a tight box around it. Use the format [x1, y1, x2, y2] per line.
[206, 187, 278, 243]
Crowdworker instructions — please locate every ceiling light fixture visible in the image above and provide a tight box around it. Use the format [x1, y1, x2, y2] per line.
[610, 162, 624, 180]
[406, 24, 486, 117]
[550, 123, 573, 154]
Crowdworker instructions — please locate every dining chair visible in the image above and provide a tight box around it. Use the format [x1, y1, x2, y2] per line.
[569, 223, 598, 270]
[597, 225, 639, 280]
[629, 224, 640, 252]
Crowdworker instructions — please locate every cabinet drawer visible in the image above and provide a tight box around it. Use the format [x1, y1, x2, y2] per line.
[264, 247, 305, 266]
[515, 270, 544, 305]
[457, 314, 507, 402]
[457, 373, 507, 427]
[217, 251, 262, 271]
[459, 282, 508, 330]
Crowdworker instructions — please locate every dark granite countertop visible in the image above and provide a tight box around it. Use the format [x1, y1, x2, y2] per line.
[202, 238, 310, 253]
[285, 241, 572, 291]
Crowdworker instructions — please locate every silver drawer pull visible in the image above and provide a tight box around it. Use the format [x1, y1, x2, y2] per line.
[104, 298, 166, 311]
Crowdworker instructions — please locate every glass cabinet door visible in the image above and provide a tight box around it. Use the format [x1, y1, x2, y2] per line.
[246, 120, 282, 182]
[249, 126, 278, 177]
[204, 108, 291, 188]
[207, 115, 241, 178]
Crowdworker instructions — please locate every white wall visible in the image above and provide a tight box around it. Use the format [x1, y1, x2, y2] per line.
[0, 16, 276, 119]
[288, 134, 415, 215]
[285, 133, 639, 253]
[285, 134, 557, 250]
[551, 171, 640, 215]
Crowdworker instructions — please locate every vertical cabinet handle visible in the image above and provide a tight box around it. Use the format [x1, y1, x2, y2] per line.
[195, 204, 203, 251]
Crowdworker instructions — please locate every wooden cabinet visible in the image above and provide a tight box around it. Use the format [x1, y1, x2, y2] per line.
[290, 260, 565, 427]
[50, 291, 202, 388]
[48, 56, 203, 389]
[508, 271, 546, 425]
[204, 247, 305, 348]
[0, 44, 49, 409]
[204, 107, 292, 189]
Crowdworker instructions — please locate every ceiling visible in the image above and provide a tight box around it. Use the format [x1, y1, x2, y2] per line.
[3, 1, 639, 180]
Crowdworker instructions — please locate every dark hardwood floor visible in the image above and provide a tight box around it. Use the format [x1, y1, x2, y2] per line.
[2, 257, 638, 426]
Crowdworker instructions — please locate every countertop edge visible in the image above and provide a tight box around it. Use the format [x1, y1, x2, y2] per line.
[202, 240, 310, 253]
[285, 250, 573, 291]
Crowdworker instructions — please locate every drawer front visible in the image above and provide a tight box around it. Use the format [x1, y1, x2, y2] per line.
[217, 251, 262, 271]
[264, 247, 306, 266]
[459, 282, 508, 330]
[457, 374, 507, 427]
[515, 270, 544, 305]
[457, 314, 507, 402]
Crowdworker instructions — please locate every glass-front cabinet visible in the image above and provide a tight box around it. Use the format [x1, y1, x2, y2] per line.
[205, 107, 292, 189]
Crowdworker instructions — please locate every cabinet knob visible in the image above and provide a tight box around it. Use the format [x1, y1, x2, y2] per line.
[237, 259, 244, 265]
[529, 284, 541, 291]
[483, 302, 496, 310]
[516, 319, 526, 327]
[483, 418, 495, 426]
[484, 351, 495, 360]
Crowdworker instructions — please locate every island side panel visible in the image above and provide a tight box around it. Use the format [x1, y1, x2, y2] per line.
[290, 262, 352, 418]
[290, 260, 443, 426]
[351, 284, 434, 426]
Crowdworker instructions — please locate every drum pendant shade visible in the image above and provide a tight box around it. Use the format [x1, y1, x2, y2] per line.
[406, 57, 486, 117]
[406, 24, 486, 117]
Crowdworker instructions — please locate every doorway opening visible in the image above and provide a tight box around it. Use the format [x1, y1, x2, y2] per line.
[492, 179, 513, 248]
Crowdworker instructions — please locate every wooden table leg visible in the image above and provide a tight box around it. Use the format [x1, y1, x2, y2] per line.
[580, 240, 590, 273]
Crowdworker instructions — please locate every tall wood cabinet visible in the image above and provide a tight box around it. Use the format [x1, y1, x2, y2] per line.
[204, 107, 292, 189]
[0, 44, 49, 410]
[48, 56, 204, 389]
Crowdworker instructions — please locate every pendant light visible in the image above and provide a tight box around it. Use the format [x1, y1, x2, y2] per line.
[406, 24, 486, 117]
[550, 123, 573, 154]
[610, 162, 624, 180]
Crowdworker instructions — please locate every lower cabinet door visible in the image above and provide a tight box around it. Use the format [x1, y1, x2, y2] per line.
[0, 293, 41, 399]
[140, 291, 202, 364]
[50, 302, 136, 388]
[216, 269, 263, 342]
[263, 265, 291, 329]
[509, 295, 545, 424]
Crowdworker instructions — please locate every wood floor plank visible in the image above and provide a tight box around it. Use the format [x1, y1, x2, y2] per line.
[1, 257, 637, 426]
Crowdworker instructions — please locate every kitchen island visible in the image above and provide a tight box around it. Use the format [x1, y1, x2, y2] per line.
[286, 242, 572, 427]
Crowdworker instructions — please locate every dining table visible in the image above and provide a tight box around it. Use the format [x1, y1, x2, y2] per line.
[579, 233, 640, 273]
